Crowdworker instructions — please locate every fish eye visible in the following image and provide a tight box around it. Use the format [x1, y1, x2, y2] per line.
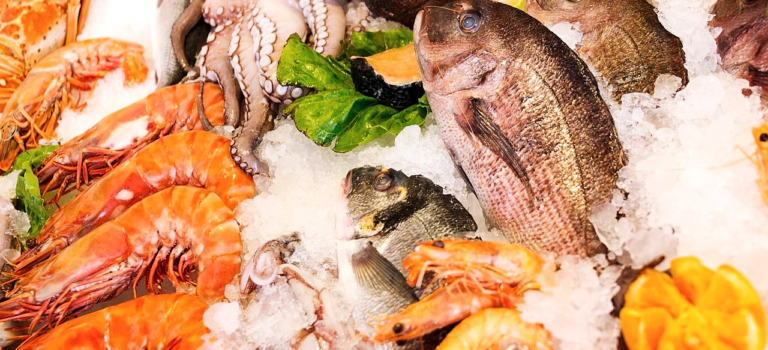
[459, 10, 481, 34]
[760, 133, 768, 142]
[374, 172, 393, 191]
[393, 322, 404, 334]
[432, 240, 445, 248]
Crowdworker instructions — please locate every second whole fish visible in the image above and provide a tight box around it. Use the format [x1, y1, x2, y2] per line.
[525, 0, 688, 100]
[413, 0, 625, 257]
[338, 166, 478, 273]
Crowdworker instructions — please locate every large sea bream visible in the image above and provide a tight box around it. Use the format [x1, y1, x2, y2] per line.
[413, 0, 625, 257]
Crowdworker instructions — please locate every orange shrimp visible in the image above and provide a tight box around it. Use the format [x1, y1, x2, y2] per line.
[35, 82, 226, 203]
[0, 37, 149, 171]
[751, 122, 768, 206]
[435, 308, 553, 350]
[0, 186, 241, 329]
[13, 130, 255, 275]
[371, 282, 502, 343]
[403, 239, 553, 296]
[16, 293, 212, 350]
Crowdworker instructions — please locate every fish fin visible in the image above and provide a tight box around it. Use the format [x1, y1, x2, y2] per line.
[455, 163, 476, 195]
[351, 242, 417, 302]
[462, 98, 535, 208]
[748, 66, 768, 91]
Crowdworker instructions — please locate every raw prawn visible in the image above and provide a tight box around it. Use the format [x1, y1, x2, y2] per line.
[371, 282, 502, 343]
[0, 186, 242, 329]
[751, 122, 768, 206]
[435, 308, 553, 350]
[13, 130, 255, 275]
[403, 239, 554, 297]
[16, 293, 212, 350]
[371, 239, 553, 343]
[0, 37, 149, 171]
[35, 82, 226, 202]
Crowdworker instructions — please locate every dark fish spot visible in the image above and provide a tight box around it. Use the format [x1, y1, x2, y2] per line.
[760, 133, 768, 143]
[26, 238, 37, 249]
[432, 240, 444, 248]
[396, 340, 407, 346]
[393, 322, 404, 334]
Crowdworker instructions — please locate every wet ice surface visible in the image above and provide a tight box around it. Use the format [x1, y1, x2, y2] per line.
[16, 0, 768, 348]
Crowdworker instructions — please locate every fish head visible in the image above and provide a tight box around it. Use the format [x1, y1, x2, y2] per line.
[414, 0, 512, 95]
[340, 166, 411, 240]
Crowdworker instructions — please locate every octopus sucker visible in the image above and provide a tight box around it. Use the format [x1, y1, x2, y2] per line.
[253, 0, 309, 104]
[301, 0, 346, 56]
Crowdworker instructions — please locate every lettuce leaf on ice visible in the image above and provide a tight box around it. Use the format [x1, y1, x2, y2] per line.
[277, 30, 429, 152]
[11, 145, 58, 237]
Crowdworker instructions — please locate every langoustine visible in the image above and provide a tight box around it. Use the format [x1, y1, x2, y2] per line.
[371, 239, 554, 344]
[16, 293, 212, 350]
[35, 82, 226, 203]
[0, 38, 149, 171]
[0, 186, 242, 329]
[172, 0, 346, 175]
[13, 130, 256, 275]
[0, 0, 92, 111]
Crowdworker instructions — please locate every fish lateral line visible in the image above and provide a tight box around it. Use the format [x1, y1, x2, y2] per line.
[461, 97, 536, 209]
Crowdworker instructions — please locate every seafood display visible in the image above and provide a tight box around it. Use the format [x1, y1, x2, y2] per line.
[16, 293, 211, 349]
[14, 130, 255, 275]
[0, 186, 242, 327]
[709, 0, 768, 106]
[35, 83, 226, 201]
[414, 0, 624, 257]
[0, 0, 92, 111]
[0, 0, 765, 349]
[0, 38, 149, 171]
[526, 0, 688, 99]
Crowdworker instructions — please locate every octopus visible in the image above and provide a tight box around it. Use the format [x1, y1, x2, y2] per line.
[171, 0, 347, 175]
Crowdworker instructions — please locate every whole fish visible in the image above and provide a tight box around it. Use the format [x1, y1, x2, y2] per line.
[152, 0, 209, 87]
[709, 0, 768, 106]
[413, 0, 624, 258]
[525, 0, 688, 100]
[336, 240, 422, 349]
[338, 166, 478, 273]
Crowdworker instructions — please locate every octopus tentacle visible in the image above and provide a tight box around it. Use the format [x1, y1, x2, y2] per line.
[198, 22, 241, 126]
[171, 0, 206, 73]
[231, 104, 272, 176]
[228, 3, 272, 175]
[301, 0, 346, 57]
[254, 0, 309, 105]
[346, 0, 373, 34]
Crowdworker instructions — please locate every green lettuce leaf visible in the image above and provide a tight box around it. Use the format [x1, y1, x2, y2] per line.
[277, 31, 429, 153]
[12, 145, 58, 237]
[277, 33, 353, 91]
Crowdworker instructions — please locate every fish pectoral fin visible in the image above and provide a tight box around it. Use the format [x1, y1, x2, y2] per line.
[462, 98, 535, 208]
[351, 242, 417, 301]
